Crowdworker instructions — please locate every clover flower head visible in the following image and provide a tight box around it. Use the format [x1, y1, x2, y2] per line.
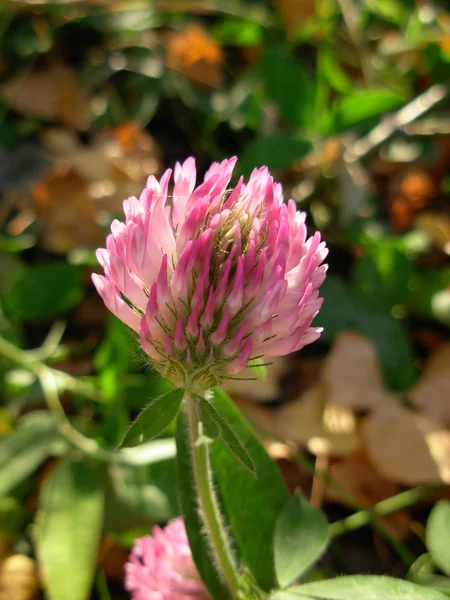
[93, 157, 328, 392]
[124, 517, 210, 600]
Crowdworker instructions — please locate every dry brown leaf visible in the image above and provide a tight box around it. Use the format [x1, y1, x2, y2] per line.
[165, 24, 224, 88]
[266, 442, 312, 496]
[31, 169, 104, 253]
[323, 403, 357, 435]
[321, 331, 387, 411]
[326, 451, 412, 540]
[0, 555, 40, 600]
[31, 125, 161, 252]
[41, 129, 114, 182]
[276, 384, 361, 456]
[409, 343, 450, 425]
[94, 123, 161, 187]
[41, 124, 161, 187]
[363, 397, 450, 485]
[233, 396, 280, 438]
[221, 357, 287, 403]
[0, 66, 89, 129]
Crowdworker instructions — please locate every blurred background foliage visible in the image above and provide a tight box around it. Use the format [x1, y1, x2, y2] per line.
[0, 0, 450, 598]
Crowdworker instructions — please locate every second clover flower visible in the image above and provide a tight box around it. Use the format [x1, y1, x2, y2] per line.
[92, 157, 328, 392]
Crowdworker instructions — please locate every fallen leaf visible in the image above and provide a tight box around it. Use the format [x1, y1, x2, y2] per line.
[363, 397, 450, 485]
[276, 384, 361, 456]
[31, 169, 104, 253]
[41, 124, 161, 187]
[0, 65, 89, 130]
[266, 441, 312, 496]
[321, 331, 387, 411]
[41, 128, 114, 182]
[164, 24, 224, 88]
[327, 451, 412, 540]
[323, 403, 357, 435]
[233, 396, 280, 438]
[31, 125, 161, 252]
[409, 343, 450, 425]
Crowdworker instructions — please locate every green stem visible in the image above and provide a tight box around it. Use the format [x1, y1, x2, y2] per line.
[185, 392, 241, 597]
[0, 334, 101, 402]
[330, 485, 443, 538]
[0, 335, 175, 466]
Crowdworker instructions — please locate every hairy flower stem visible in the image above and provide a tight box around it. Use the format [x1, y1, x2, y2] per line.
[185, 391, 241, 597]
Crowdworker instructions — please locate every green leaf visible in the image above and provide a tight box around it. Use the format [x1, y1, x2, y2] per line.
[3, 262, 83, 322]
[271, 575, 449, 599]
[176, 410, 231, 600]
[0, 233, 35, 253]
[213, 18, 263, 47]
[37, 460, 104, 600]
[199, 396, 255, 475]
[0, 252, 26, 295]
[239, 133, 312, 174]
[119, 388, 184, 448]
[274, 492, 329, 588]
[104, 463, 171, 533]
[321, 49, 352, 93]
[0, 411, 60, 496]
[427, 500, 450, 576]
[331, 90, 405, 132]
[210, 389, 290, 591]
[261, 49, 315, 130]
